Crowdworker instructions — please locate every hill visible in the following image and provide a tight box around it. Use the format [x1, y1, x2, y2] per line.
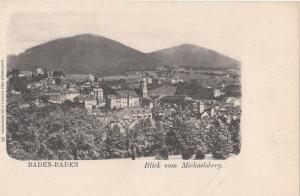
[149, 44, 239, 69]
[8, 34, 152, 75]
[7, 34, 240, 75]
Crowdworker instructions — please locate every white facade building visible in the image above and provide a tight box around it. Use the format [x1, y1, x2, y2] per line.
[107, 90, 140, 109]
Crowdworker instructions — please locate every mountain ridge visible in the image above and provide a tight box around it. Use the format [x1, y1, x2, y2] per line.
[8, 34, 240, 75]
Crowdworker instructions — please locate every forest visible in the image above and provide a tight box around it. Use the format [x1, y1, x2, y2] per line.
[6, 95, 240, 160]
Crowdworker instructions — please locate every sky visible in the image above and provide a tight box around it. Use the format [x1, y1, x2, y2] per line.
[7, 5, 241, 60]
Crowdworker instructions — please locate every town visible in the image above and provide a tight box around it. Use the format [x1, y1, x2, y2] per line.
[7, 64, 241, 160]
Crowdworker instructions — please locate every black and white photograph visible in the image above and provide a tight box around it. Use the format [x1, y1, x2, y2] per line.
[6, 11, 241, 161]
[1, 2, 299, 196]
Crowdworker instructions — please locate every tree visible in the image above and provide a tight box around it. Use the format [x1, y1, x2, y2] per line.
[8, 77, 29, 92]
[53, 70, 65, 78]
[229, 118, 241, 154]
[55, 78, 62, 85]
[157, 145, 169, 160]
[195, 146, 205, 159]
[210, 120, 234, 159]
[104, 126, 127, 159]
[6, 96, 107, 160]
[163, 108, 198, 159]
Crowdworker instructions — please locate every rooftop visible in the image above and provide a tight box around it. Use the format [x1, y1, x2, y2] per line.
[74, 95, 95, 102]
[109, 90, 139, 98]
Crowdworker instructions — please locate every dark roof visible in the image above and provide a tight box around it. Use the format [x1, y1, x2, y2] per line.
[160, 95, 187, 104]
[161, 95, 186, 101]
[74, 95, 95, 102]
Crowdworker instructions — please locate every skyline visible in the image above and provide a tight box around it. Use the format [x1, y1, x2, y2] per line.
[7, 6, 241, 60]
[8, 33, 241, 61]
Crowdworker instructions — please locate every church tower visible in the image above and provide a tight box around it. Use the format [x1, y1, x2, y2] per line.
[141, 73, 148, 98]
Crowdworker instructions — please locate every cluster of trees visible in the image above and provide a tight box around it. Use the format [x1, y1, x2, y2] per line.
[101, 106, 240, 160]
[7, 97, 107, 160]
[103, 120, 166, 159]
[7, 69, 67, 93]
[7, 95, 240, 160]
[7, 68, 20, 77]
[161, 107, 240, 159]
[8, 77, 29, 93]
[175, 79, 242, 100]
[175, 80, 215, 100]
[223, 84, 241, 97]
[32, 70, 65, 83]
[7, 95, 165, 160]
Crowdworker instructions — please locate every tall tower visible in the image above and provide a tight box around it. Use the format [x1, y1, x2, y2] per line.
[141, 73, 148, 98]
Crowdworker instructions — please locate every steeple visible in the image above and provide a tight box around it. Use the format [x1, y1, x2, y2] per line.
[141, 72, 148, 98]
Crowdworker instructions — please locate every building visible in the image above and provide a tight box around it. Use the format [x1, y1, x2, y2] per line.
[46, 70, 55, 77]
[107, 90, 140, 109]
[160, 95, 188, 105]
[222, 97, 241, 107]
[200, 107, 216, 119]
[80, 82, 92, 94]
[96, 108, 153, 125]
[141, 74, 148, 98]
[68, 83, 78, 91]
[213, 89, 221, 97]
[191, 100, 205, 114]
[85, 97, 97, 110]
[169, 74, 183, 84]
[89, 87, 105, 107]
[97, 99, 106, 107]
[46, 90, 80, 104]
[32, 68, 45, 78]
[107, 95, 127, 109]
[89, 74, 96, 83]
[90, 88, 103, 100]
[122, 108, 153, 121]
[74, 95, 98, 109]
[10, 89, 21, 95]
[36, 68, 44, 75]
[19, 71, 32, 78]
[160, 96, 206, 115]
[146, 77, 153, 84]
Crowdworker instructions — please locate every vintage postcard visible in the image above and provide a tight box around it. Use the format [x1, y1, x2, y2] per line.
[0, 1, 299, 196]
